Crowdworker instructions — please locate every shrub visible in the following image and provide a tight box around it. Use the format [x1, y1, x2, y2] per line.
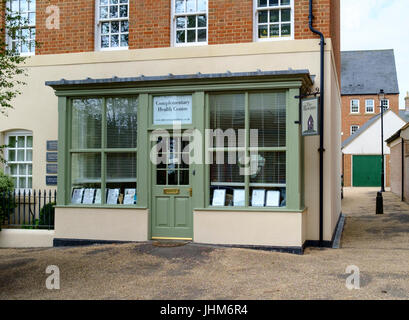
[0, 170, 14, 230]
[39, 202, 56, 229]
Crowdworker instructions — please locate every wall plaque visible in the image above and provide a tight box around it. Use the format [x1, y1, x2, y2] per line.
[46, 164, 58, 174]
[46, 176, 58, 186]
[46, 152, 58, 162]
[47, 140, 58, 151]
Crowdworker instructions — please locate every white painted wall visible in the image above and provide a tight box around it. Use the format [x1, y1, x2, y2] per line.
[343, 111, 406, 155]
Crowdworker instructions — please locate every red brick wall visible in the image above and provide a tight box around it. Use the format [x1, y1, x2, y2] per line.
[208, 0, 253, 45]
[341, 94, 400, 142]
[6, 0, 339, 56]
[129, 0, 171, 49]
[36, 0, 95, 55]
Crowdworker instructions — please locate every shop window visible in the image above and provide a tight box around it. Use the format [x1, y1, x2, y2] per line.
[96, 0, 129, 50]
[7, 0, 36, 55]
[255, 0, 293, 41]
[209, 92, 287, 208]
[70, 97, 138, 205]
[173, 0, 208, 46]
[5, 131, 33, 190]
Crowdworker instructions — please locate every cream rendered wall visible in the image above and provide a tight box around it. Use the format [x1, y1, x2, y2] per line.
[0, 39, 341, 245]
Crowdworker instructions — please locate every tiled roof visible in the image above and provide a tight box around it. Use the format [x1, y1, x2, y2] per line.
[341, 50, 399, 95]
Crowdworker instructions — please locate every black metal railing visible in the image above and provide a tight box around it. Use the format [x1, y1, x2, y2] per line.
[0, 190, 56, 230]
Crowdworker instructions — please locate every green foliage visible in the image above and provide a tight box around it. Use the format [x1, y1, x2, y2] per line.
[0, 169, 14, 193]
[39, 202, 56, 229]
[0, 169, 14, 230]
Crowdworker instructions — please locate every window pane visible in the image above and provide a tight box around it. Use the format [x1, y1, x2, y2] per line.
[10, 164, 18, 175]
[259, 25, 268, 38]
[210, 152, 245, 184]
[250, 92, 286, 148]
[281, 23, 291, 36]
[26, 136, 33, 147]
[106, 97, 138, 148]
[71, 153, 101, 204]
[281, 9, 291, 22]
[198, 15, 206, 27]
[259, 11, 268, 23]
[175, 0, 185, 13]
[9, 150, 16, 162]
[106, 153, 137, 204]
[270, 10, 279, 23]
[250, 152, 286, 185]
[209, 94, 245, 148]
[18, 136, 25, 147]
[197, 0, 207, 11]
[26, 149, 33, 161]
[187, 30, 196, 42]
[17, 150, 25, 161]
[9, 136, 16, 148]
[71, 99, 103, 149]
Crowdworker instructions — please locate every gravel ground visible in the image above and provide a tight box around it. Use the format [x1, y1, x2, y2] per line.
[1, 187, 409, 300]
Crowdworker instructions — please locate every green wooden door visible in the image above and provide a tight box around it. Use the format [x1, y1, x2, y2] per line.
[353, 155, 382, 187]
[151, 134, 193, 240]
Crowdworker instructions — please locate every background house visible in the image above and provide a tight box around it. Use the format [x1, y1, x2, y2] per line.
[341, 49, 403, 187]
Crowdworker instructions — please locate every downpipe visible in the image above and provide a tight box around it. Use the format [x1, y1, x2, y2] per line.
[308, 0, 326, 246]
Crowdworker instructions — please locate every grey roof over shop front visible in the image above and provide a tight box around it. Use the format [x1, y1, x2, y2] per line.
[45, 69, 314, 88]
[341, 50, 399, 95]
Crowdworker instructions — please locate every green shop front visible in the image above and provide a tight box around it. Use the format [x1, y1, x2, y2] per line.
[47, 71, 311, 251]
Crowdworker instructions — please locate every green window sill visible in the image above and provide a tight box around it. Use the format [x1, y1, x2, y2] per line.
[193, 207, 306, 213]
[55, 205, 148, 210]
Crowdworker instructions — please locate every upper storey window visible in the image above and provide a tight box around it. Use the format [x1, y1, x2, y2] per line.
[173, 0, 208, 46]
[255, 0, 293, 41]
[7, 0, 36, 55]
[96, 0, 129, 50]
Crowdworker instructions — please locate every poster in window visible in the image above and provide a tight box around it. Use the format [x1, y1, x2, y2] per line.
[233, 189, 245, 207]
[82, 189, 95, 204]
[251, 189, 266, 207]
[266, 190, 280, 207]
[301, 97, 320, 136]
[107, 189, 120, 205]
[71, 188, 84, 204]
[212, 189, 226, 207]
[123, 189, 137, 205]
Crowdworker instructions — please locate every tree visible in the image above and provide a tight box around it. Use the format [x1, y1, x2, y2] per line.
[0, 0, 34, 162]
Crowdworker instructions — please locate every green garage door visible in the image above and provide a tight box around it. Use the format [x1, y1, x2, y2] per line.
[352, 155, 382, 187]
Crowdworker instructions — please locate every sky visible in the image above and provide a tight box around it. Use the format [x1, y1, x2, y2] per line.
[341, 0, 409, 109]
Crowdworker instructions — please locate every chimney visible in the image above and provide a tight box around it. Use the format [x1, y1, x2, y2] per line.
[406, 91, 409, 111]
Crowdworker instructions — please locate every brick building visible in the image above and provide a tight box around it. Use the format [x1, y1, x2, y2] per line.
[0, 1, 342, 252]
[341, 50, 404, 187]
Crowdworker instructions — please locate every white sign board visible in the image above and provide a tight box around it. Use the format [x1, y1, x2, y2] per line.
[153, 95, 193, 125]
[212, 189, 226, 207]
[301, 97, 319, 136]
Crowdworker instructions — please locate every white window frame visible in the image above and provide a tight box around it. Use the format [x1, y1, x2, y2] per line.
[350, 125, 359, 135]
[350, 99, 360, 114]
[95, 0, 129, 51]
[254, 0, 294, 42]
[6, 0, 36, 56]
[4, 130, 33, 191]
[365, 99, 374, 113]
[381, 99, 389, 110]
[171, 0, 208, 47]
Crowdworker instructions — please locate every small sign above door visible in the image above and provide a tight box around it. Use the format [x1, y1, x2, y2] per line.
[153, 95, 193, 125]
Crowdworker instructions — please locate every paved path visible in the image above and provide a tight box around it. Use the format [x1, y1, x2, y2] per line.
[1, 188, 408, 300]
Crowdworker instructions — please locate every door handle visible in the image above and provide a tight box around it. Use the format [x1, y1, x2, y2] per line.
[189, 188, 192, 197]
